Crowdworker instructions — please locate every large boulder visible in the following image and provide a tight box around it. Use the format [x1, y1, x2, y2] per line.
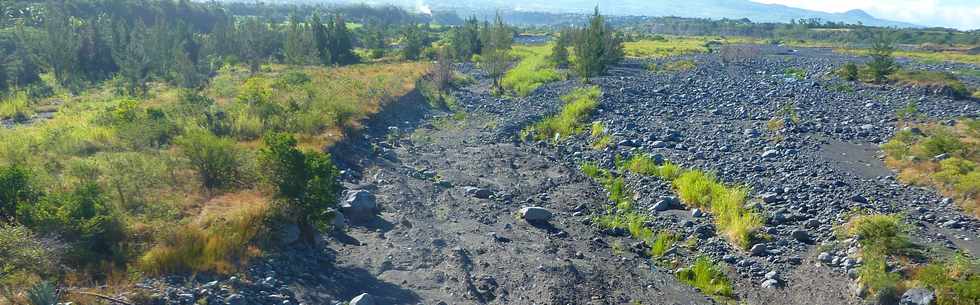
[520, 207, 553, 222]
[464, 186, 493, 199]
[342, 190, 378, 222]
[350, 293, 376, 305]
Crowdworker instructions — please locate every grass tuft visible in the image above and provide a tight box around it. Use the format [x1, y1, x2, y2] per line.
[672, 170, 762, 250]
[528, 86, 601, 141]
[676, 256, 734, 298]
[502, 45, 564, 97]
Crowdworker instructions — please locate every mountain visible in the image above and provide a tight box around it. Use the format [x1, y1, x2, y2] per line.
[315, 0, 919, 28]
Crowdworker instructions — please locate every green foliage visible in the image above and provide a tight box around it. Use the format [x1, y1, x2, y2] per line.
[580, 162, 605, 179]
[648, 60, 696, 73]
[502, 45, 563, 96]
[0, 91, 33, 120]
[859, 255, 902, 298]
[846, 214, 912, 256]
[918, 128, 964, 158]
[529, 86, 601, 141]
[889, 70, 971, 99]
[0, 164, 38, 220]
[480, 13, 513, 92]
[656, 161, 683, 181]
[676, 257, 733, 298]
[176, 130, 246, 192]
[672, 170, 762, 249]
[26, 281, 58, 305]
[550, 29, 571, 68]
[0, 224, 62, 286]
[840, 62, 860, 81]
[867, 32, 897, 83]
[784, 67, 807, 80]
[448, 17, 483, 61]
[401, 23, 427, 61]
[912, 255, 980, 305]
[622, 154, 660, 176]
[573, 7, 624, 78]
[650, 231, 678, 257]
[260, 133, 341, 243]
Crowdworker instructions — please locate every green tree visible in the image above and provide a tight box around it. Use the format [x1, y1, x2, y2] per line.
[0, 165, 38, 221]
[311, 14, 333, 65]
[550, 29, 571, 68]
[285, 14, 317, 65]
[329, 15, 357, 65]
[867, 31, 897, 84]
[401, 23, 425, 61]
[480, 13, 512, 92]
[38, 2, 81, 89]
[260, 133, 341, 244]
[176, 130, 244, 194]
[573, 7, 623, 79]
[449, 16, 482, 61]
[112, 22, 151, 95]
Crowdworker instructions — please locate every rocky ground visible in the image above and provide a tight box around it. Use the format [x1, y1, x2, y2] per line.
[135, 46, 978, 305]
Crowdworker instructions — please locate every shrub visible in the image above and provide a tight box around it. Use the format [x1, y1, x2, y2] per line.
[916, 128, 963, 158]
[912, 255, 980, 305]
[176, 130, 246, 192]
[580, 162, 604, 179]
[0, 224, 63, 287]
[676, 257, 733, 297]
[623, 154, 660, 176]
[260, 133, 342, 244]
[859, 255, 902, 299]
[867, 32, 897, 83]
[0, 165, 39, 220]
[502, 46, 563, 97]
[530, 86, 601, 141]
[890, 70, 971, 99]
[655, 161, 683, 181]
[840, 62, 860, 81]
[845, 214, 912, 256]
[650, 231, 678, 257]
[26, 281, 58, 305]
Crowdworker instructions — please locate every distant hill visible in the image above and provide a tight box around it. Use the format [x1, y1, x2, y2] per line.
[290, 0, 919, 28]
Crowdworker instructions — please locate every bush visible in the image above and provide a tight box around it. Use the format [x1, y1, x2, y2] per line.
[26, 281, 58, 305]
[622, 154, 660, 176]
[650, 231, 678, 257]
[176, 130, 247, 192]
[676, 257, 733, 297]
[260, 133, 342, 244]
[0, 165, 39, 220]
[890, 70, 971, 99]
[0, 224, 63, 287]
[840, 63, 860, 81]
[912, 255, 980, 305]
[867, 33, 897, 83]
[672, 170, 761, 249]
[845, 214, 912, 256]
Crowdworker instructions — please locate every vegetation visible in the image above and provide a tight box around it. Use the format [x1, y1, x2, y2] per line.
[881, 120, 979, 217]
[589, 121, 613, 149]
[502, 45, 564, 96]
[573, 7, 624, 78]
[841, 213, 913, 300]
[648, 60, 697, 73]
[867, 32, 898, 84]
[480, 13, 514, 93]
[650, 231, 679, 258]
[676, 257, 734, 298]
[624, 36, 715, 58]
[910, 255, 980, 305]
[525, 86, 602, 141]
[889, 70, 972, 99]
[672, 171, 762, 249]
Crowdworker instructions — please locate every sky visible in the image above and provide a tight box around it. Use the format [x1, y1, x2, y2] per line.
[751, 0, 980, 30]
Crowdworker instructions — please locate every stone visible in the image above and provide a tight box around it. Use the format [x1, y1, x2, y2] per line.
[691, 208, 704, 218]
[762, 149, 779, 158]
[817, 252, 832, 263]
[750, 244, 768, 256]
[850, 194, 869, 204]
[652, 196, 680, 211]
[225, 294, 245, 305]
[350, 293, 376, 305]
[790, 229, 811, 243]
[900, 288, 935, 305]
[277, 224, 300, 245]
[332, 210, 348, 231]
[342, 190, 378, 221]
[520, 207, 553, 222]
[761, 192, 781, 203]
[651, 141, 667, 148]
[464, 186, 493, 199]
[761, 279, 780, 289]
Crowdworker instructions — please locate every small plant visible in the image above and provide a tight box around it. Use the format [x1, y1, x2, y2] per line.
[580, 162, 605, 179]
[845, 214, 912, 256]
[623, 154, 660, 176]
[650, 231, 678, 257]
[648, 60, 696, 73]
[26, 281, 58, 305]
[590, 121, 613, 149]
[655, 161, 683, 181]
[840, 62, 860, 81]
[896, 101, 919, 126]
[910, 254, 980, 305]
[784, 67, 807, 80]
[527, 86, 601, 141]
[867, 32, 897, 83]
[676, 257, 733, 298]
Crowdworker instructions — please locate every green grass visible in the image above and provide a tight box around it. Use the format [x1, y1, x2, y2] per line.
[784, 67, 807, 80]
[650, 231, 679, 257]
[648, 60, 696, 73]
[622, 154, 660, 176]
[502, 45, 564, 97]
[845, 214, 913, 256]
[0, 91, 34, 120]
[676, 256, 734, 298]
[624, 37, 714, 58]
[672, 170, 763, 250]
[589, 121, 613, 149]
[889, 70, 972, 99]
[911, 254, 980, 305]
[528, 86, 601, 141]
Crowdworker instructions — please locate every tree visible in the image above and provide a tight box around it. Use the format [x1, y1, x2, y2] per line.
[401, 23, 425, 60]
[329, 15, 357, 65]
[284, 14, 317, 65]
[0, 165, 37, 221]
[260, 133, 341, 244]
[363, 23, 386, 59]
[112, 22, 151, 95]
[38, 2, 81, 89]
[550, 29, 571, 68]
[867, 31, 897, 84]
[310, 14, 332, 65]
[449, 16, 481, 61]
[176, 130, 244, 194]
[480, 13, 512, 92]
[573, 7, 623, 79]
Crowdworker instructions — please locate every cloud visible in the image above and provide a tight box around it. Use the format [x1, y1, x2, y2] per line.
[751, 0, 980, 30]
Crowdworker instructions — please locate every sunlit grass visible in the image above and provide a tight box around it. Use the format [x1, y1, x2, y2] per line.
[502, 45, 564, 96]
[676, 256, 734, 298]
[527, 86, 601, 141]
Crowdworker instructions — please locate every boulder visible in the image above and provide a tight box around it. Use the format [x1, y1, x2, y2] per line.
[520, 207, 553, 222]
[652, 196, 680, 212]
[750, 244, 768, 256]
[790, 229, 811, 243]
[464, 187, 493, 199]
[342, 190, 378, 221]
[350, 293, 376, 305]
[900, 288, 935, 305]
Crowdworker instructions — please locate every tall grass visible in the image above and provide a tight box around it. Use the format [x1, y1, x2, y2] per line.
[624, 36, 713, 58]
[676, 256, 734, 298]
[529, 86, 601, 141]
[622, 154, 660, 176]
[502, 45, 564, 96]
[672, 170, 762, 250]
[0, 91, 34, 120]
[650, 231, 679, 257]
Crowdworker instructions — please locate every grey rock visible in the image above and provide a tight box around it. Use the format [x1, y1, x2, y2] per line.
[691, 208, 704, 218]
[761, 279, 781, 289]
[350, 293, 376, 305]
[464, 186, 493, 199]
[225, 294, 245, 305]
[850, 194, 869, 204]
[652, 196, 680, 211]
[342, 190, 379, 221]
[818, 252, 832, 263]
[790, 229, 811, 243]
[761, 192, 781, 203]
[900, 288, 935, 305]
[750, 244, 768, 256]
[762, 149, 780, 158]
[520, 207, 553, 222]
[277, 224, 301, 245]
[651, 141, 667, 148]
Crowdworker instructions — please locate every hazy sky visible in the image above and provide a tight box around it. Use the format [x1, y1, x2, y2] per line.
[751, 0, 980, 30]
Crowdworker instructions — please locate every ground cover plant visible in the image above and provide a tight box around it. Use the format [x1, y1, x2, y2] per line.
[525, 86, 602, 141]
[502, 44, 565, 96]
